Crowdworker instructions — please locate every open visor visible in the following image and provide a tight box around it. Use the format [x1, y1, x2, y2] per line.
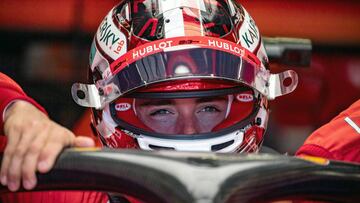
[72, 37, 298, 109]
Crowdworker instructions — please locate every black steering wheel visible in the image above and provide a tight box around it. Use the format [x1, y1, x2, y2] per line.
[1, 148, 359, 203]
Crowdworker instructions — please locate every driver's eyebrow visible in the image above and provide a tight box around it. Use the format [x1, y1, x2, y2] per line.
[138, 99, 174, 107]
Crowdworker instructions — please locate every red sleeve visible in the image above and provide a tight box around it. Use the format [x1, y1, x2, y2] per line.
[296, 99, 360, 163]
[0, 72, 46, 134]
[1, 191, 108, 203]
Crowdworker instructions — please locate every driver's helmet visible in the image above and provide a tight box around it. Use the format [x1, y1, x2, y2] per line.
[72, 0, 298, 153]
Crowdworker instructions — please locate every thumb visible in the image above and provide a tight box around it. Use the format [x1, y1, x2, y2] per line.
[73, 136, 96, 147]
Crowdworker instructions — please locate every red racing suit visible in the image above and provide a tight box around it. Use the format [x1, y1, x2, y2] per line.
[0, 72, 109, 203]
[296, 99, 360, 162]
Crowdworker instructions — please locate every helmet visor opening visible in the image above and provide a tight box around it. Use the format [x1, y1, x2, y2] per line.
[110, 87, 257, 138]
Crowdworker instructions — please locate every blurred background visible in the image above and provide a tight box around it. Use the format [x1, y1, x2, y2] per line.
[0, 0, 359, 154]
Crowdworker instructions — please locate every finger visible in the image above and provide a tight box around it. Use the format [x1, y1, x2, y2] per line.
[21, 129, 49, 190]
[0, 126, 22, 186]
[7, 127, 40, 192]
[73, 136, 95, 147]
[37, 142, 64, 174]
[37, 128, 75, 173]
[36, 135, 95, 174]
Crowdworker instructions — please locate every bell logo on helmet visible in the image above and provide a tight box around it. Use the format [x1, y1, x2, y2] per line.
[236, 93, 254, 102]
[115, 103, 132, 111]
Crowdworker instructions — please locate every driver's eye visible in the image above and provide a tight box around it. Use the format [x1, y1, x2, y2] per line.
[150, 109, 173, 116]
[198, 106, 220, 113]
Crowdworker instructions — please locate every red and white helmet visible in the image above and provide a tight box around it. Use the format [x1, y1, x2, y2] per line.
[72, 0, 298, 153]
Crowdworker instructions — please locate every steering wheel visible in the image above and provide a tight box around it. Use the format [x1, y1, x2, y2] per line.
[1, 148, 359, 203]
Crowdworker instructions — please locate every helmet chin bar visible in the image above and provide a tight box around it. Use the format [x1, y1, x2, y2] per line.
[136, 130, 245, 153]
[71, 70, 297, 110]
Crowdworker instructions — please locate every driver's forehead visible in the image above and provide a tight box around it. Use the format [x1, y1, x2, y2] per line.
[135, 97, 228, 107]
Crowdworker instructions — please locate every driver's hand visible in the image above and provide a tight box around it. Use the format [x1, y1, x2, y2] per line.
[0, 100, 95, 192]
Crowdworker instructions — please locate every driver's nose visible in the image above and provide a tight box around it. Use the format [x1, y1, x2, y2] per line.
[177, 112, 199, 135]
[175, 99, 200, 135]
[182, 119, 198, 135]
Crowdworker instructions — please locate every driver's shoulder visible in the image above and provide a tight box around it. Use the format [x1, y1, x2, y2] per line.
[296, 99, 360, 162]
